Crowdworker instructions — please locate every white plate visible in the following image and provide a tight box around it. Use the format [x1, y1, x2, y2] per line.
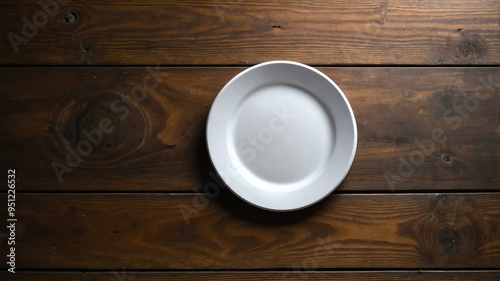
[206, 61, 357, 211]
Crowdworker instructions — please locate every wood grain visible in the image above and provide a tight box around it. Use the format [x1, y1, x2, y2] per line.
[1, 193, 499, 269]
[1, 271, 500, 281]
[0, 67, 498, 191]
[0, 0, 499, 65]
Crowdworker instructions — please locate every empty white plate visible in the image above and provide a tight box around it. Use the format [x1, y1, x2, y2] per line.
[206, 61, 357, 211]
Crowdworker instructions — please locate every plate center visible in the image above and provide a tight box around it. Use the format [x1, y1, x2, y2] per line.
[231, 83, 334, 185]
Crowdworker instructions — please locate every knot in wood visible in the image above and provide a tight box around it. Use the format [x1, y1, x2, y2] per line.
[50, 90, 130, 159]
[64, 12, 77, 23]
[438, 226, 460, 254]
[454, 33, 483, 59]
[58, 10, 79, 25]
[397, 195, 484, 266]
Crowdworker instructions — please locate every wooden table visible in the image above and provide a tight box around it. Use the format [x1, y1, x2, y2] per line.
[1, 0, 499, 280]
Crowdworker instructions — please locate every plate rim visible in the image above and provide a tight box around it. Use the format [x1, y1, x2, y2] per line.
[206, 60, 357, 211]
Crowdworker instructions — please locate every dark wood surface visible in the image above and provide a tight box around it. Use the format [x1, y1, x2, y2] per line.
[1, 271, 500, 281]
[0, 0, 499, 280]
[0, 0, 499, 65]
[1, 193, 500, 269]
[0, 67, 498, 191]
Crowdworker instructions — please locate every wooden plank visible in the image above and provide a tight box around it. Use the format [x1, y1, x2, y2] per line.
[1, 193, 499, 269]
[1, 271, 500, 280]
[0, 67, 499, 191]
[0, 0, 499, 65]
